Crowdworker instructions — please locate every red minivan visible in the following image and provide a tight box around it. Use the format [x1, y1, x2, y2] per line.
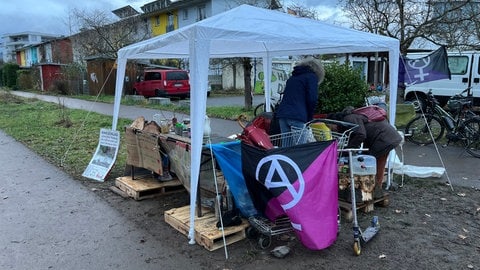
[133, 69, 190, 98]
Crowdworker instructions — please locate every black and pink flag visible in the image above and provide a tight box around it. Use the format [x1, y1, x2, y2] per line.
[241, 140, 338, 250]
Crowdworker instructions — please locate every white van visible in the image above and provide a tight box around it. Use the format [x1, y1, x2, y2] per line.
[403, 51, 480, 110]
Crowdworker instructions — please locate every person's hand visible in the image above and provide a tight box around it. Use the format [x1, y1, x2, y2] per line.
[327, 124, 338, 131]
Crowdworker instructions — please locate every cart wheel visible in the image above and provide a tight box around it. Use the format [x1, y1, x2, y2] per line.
[258, 235, 272, 249]
[246, 226, 259, 239]
[353, 241, 362, 256]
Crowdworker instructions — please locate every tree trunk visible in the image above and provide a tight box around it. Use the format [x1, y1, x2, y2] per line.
[232, 64, 237, 89]
[242, 57, 253, 110]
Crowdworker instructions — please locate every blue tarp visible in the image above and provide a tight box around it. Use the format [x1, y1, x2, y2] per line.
[208, 141, 258, 217]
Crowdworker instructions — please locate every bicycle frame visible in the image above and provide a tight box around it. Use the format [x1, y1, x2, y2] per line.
[424, 90, 472, 134]
[406, 89, 480, 157]
[431, 103, 456, 133]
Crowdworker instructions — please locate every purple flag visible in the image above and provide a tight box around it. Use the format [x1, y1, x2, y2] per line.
[400, 46, 451, 85]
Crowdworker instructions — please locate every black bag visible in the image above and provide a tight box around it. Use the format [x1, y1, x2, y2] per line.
[269, 112, 281, 135]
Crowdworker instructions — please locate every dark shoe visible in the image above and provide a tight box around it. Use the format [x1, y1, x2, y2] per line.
[157, 172, 173, 182]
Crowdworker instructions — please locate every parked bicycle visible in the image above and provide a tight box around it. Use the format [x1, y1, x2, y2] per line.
[253, 89, 284, 116]
[404, 88, 480, 158]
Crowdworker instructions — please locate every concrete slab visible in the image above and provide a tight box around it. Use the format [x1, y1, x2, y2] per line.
[149, 97, 171, 105]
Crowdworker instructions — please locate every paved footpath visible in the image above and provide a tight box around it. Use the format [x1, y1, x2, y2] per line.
[0, 130, 197, 269]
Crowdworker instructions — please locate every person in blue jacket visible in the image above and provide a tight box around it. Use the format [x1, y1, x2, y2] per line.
[275, 57, 325, 140]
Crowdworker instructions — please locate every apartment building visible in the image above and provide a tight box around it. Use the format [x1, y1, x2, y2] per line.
[140, 0, 278, 36]
[1, 32, 60, 63]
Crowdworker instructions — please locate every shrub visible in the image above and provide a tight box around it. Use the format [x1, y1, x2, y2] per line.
[2, 63, 19, 88]
[51, 80, 70, 95]
[316, 61, 369, 114]
[17, 69, 34, 90]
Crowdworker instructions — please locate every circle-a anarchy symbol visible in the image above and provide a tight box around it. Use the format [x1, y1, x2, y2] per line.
[255, 154, 305, 210]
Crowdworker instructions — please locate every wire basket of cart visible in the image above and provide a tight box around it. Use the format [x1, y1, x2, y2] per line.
[244, 118, 358, 250]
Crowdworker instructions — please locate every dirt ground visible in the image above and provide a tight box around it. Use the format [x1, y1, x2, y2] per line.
[80, 171, 480, 270]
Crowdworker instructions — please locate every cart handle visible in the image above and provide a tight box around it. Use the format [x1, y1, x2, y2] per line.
[306, 118, 358, 133]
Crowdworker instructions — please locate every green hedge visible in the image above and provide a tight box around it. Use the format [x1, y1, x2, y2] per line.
[2, 63, 20, 89]
[316, 61, 369, 114]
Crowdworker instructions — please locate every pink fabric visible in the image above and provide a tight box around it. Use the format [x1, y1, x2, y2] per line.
[276, 142, 339, 250]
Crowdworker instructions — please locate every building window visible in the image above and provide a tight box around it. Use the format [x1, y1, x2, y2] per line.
[166, 13, 175, 32]
[182, 9, 188, 20]
[155, 16, 160, 26]
[197, 5, 206, 21]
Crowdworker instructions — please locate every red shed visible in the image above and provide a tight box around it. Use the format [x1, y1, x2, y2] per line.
[38, 63, 63, 91]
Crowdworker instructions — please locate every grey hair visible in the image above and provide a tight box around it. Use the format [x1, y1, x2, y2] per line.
[296, 57, 325, 85]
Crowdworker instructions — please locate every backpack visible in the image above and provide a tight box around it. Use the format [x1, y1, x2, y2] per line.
[352, 105, 387, 122]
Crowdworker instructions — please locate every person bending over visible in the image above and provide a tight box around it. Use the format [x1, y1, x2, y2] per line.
[329, 107, 402, 198]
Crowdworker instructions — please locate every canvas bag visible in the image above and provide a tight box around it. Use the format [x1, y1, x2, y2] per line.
[352, 105, 387, 122]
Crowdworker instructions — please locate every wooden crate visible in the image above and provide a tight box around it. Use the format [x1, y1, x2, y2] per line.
[164, 205, 249, 251]
[115, 176, 184, 200]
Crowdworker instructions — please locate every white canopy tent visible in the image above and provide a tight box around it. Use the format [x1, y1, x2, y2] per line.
[112, 4, 400, 245]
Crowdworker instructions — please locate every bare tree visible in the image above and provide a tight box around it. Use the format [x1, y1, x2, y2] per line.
[224, 0, 284, 110]
[69, 8, 149, 60]
[225, 0, 318, 111]
[284, 2, 318, 19]
[339, 0, 480, 54]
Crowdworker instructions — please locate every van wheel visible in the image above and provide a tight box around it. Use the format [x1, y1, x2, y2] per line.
[405, 97, 426, 113]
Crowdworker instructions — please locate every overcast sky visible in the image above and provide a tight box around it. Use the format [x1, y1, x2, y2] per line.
[0, 0, 344, 37]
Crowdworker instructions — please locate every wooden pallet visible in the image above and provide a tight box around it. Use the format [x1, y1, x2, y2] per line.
[339, 194, 390, 223]
[164, 205, 249, 251]
[115, 176, 185, 200]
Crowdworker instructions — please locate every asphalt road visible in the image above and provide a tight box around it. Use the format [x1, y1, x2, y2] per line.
[0, 130, 200, 269]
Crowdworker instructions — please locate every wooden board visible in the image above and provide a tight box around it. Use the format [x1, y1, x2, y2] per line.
[339, 194, 390, 222]
[164, 205, 249, 251]
[125, 127, 163, 175]
[115, 176, 184, 200]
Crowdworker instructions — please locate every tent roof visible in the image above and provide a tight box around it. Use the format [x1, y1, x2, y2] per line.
[118, 4, 399, 60]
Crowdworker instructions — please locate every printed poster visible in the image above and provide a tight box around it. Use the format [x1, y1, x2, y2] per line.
[82, 128, 120, 182]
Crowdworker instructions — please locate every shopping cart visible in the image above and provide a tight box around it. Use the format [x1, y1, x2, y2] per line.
[246, 216, 293, 249]
[246, 119, 358, 250]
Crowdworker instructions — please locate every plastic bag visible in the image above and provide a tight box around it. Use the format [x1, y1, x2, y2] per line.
[239, 124, 274, 149]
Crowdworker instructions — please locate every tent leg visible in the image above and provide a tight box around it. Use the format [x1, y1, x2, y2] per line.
[197, 175, 202, 217]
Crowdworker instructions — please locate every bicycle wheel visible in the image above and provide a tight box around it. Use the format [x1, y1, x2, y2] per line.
[254, 103, 266, 117]
[463, 118, 480, 158]
[254, 103, 275, 117]
[405, 114, 445, 145]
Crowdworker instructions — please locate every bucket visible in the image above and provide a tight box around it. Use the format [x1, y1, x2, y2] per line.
[351, 155, 376, 175]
